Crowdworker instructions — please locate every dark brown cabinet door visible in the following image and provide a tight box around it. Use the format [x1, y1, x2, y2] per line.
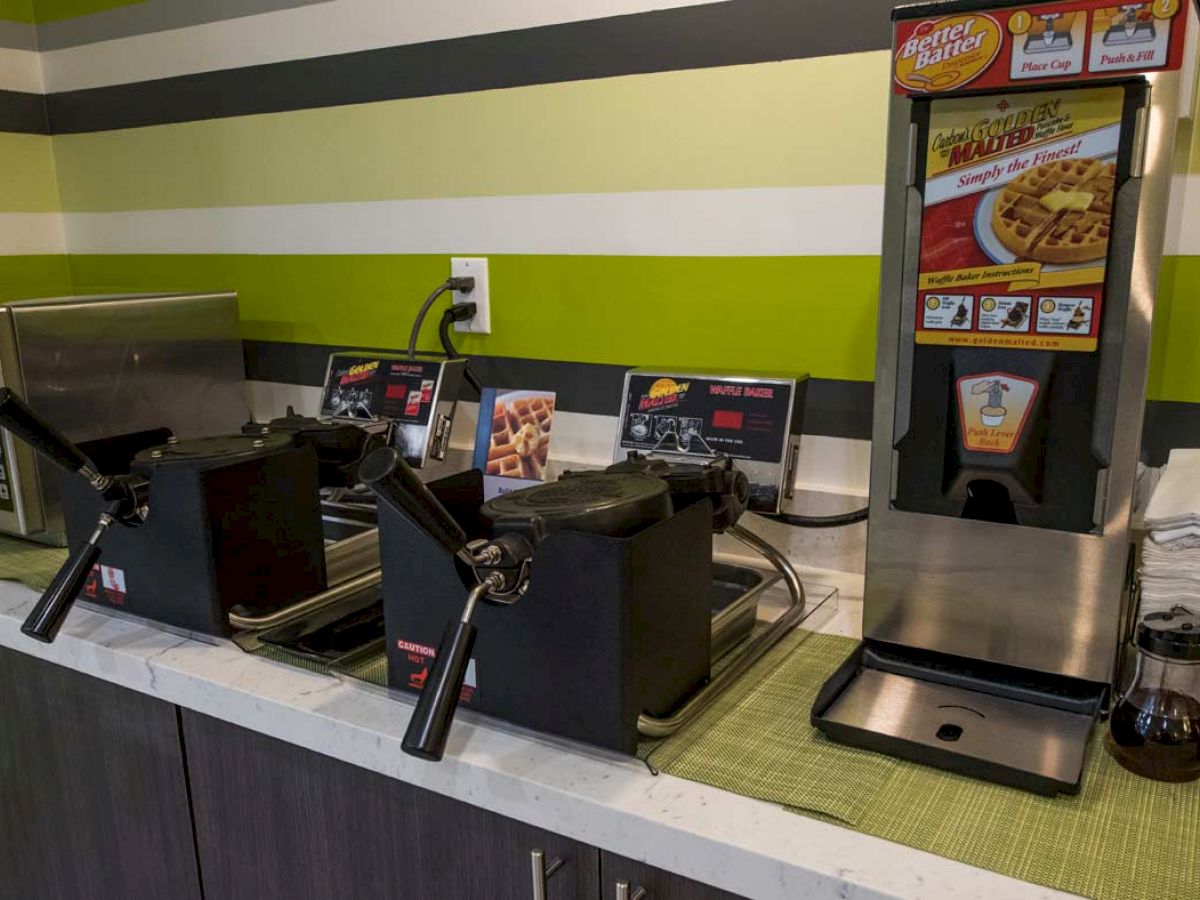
[0, 648, 202, 900]
[601, 851, 746, 900]
[181, 710, 599, 900]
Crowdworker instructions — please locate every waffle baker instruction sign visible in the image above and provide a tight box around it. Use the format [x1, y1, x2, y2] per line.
[915, 85, 1123, 352]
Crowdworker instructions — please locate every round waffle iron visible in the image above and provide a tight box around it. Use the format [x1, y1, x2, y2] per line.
[566, 452, 750, 533]
[480, 472, 672, 540]
[133, 433, 295, 471]
[244, 407, 382, 487]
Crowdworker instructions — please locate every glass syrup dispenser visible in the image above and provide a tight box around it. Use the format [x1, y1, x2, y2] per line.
[1106, 609, 1200, 783]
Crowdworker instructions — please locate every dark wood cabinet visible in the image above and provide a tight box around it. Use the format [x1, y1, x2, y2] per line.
[601, 851, 746, 900]
[0, 647, 201, 900]
[0, 645, 755, 900]
[181, 709, 600, 900]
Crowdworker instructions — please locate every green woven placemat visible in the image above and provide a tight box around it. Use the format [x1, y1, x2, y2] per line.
[0, 534, 67, 593]
[646, 631, 1199, 900]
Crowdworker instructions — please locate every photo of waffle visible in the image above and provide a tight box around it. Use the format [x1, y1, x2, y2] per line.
[485, 391, 555, 480]
[988, 157, 1115, 265]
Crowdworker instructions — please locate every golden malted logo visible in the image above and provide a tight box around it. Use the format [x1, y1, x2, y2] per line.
[638, 377, 690, 411]
[895, 14, 1002, 93]
[339, 359, 379, 385]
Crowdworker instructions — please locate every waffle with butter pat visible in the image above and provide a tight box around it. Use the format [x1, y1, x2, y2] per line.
[990, 157, 1114, 265]
[485, 395, 554, 478]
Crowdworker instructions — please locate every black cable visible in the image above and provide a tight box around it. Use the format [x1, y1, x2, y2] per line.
[406, 276, 475, 361]
[762, 506, 869, 528]
[438, 305, 483, 395]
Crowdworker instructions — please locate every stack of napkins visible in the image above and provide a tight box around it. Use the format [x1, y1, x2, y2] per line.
[1140, 449, 1200, 616]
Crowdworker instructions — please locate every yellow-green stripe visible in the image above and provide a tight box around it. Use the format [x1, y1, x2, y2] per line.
[0, 256, 72, 300]
[52, 53, 893, 212]
[0, 134, 62, 213]
[66, 253, 882, 382]
[63, 252, 1200, 401]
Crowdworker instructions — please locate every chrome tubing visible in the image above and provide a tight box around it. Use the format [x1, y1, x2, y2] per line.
[637, 523, 806, 738]
[227, 568, 381, 631]
[323, 528, 381, 586]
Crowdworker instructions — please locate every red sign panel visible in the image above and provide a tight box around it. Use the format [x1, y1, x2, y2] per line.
[894, 0, 1188, 95]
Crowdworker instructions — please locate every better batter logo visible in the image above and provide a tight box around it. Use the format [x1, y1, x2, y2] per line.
[895, 14, 1003, 92]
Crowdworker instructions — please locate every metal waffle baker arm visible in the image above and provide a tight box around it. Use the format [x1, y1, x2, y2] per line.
[0, 388, 147, 642]
[359, 446, 532, 761]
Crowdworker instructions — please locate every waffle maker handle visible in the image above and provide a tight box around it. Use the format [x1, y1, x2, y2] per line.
[0, 389, 141, 643]
[359, 446, 468, 557]
[0, 387, 92, 475]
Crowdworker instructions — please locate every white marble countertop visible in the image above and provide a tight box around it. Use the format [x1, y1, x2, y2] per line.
[0, 578, 1074, 900]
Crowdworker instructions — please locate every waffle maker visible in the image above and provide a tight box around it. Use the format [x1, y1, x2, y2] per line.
[361, 446, 714, 759]
[0, 389, 327, 642]
[243, 406, 386, 488]
[362, 430, 817, 760]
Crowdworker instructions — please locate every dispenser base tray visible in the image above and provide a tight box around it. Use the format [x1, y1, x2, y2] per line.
[812, 641, 1105, 795]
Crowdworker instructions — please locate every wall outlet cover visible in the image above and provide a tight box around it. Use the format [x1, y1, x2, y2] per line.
[451, 257, 490, 334]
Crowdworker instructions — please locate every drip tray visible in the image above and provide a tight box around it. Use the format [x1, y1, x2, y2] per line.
[812, 641, 1105, 795]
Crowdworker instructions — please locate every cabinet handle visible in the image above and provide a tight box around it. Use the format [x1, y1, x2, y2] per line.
[615, 880, 647, 900]
[530, 848, 564, 900]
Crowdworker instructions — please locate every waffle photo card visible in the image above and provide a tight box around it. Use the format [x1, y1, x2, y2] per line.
[473, 388, 556, 500]
[915, 84, 1123, 354]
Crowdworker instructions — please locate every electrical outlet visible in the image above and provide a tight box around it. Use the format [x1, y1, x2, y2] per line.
[451, 257, 490, 334]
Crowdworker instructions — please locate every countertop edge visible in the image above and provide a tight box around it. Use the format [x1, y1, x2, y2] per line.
[0, 582, 1073, 900]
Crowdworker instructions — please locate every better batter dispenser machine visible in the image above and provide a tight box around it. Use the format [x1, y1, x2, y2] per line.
[814, 0, 1196, 794]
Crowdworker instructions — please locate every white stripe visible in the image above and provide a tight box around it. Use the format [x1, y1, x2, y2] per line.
[0, 214, 66, 255]
[58, 176, 1200, 257]
[63, 186, 887, 256]
[0, 47, 44, 94]
[1165, 173, 1200, 257]
[41, 0, 729, 92]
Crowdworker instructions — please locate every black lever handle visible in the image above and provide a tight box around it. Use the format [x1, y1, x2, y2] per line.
[402, 579, 495, 761]
[0, 387, 91, 475]
[402, 618, 477, 761]
[359, 446, 468, 557]
[21, 510, 114, 643]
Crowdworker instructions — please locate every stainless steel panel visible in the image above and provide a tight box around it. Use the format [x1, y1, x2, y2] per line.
[863, 71, 1184, 685]
[0, 293, 248, 541]
[823, 668, 1094, 787]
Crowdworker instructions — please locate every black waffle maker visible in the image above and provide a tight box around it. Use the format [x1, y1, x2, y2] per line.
[243, 406, 385, 488]
[0, 389, 327, 642]
[361, 446, 724, 760]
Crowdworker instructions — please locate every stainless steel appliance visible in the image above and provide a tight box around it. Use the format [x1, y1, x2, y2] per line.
[813, 0, 1195, 794]
[0, 293, 248, 543]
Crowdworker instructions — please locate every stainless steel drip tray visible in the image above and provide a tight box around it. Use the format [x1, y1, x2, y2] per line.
[812, 642, 1105, 795]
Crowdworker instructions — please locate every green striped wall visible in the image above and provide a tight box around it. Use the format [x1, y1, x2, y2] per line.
[5, 6, 1199, 409]
[66, 253, 884, 383]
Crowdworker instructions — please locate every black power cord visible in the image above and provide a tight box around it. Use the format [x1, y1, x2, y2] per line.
[762, 506, 869, 528]
[406, 276, 475, 360]
[438, 303, 483, 395]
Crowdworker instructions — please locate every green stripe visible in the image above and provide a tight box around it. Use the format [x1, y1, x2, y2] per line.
[1149, 255, 1200, 404]
[65, 253, 883, 382]
[63, 252, 1200, 400]
[0, 0, 33, 22]
[52, 53, 892, 211]
[0, 256, 72, 300]
[0, 134, 63, 213]
[29, 1, 144, 23]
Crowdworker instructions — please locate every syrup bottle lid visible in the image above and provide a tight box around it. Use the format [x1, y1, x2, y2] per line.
[1137, 609, 1200, 662]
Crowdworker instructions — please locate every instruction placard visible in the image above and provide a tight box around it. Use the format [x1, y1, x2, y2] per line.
[915, 85, 1125, 352]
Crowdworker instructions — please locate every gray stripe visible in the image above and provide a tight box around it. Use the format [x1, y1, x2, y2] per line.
[36, 0, 331, 51]
[45, 0, 899, 134]
[243, 340, 875, 440]
[0, 18, 37, 52]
